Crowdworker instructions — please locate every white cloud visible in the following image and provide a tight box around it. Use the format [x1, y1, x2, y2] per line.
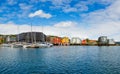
[0, 19, 120, 41]
[54, 21, 76, 27]
[7, 0, 17, 5]
[63, 6, 77, 13]
[79, 0, 120, 41]
[50, 0, 114, 13]
[0, 21, 88, 39]
[19, 3, 33, 10]
[1, 0, 120, 41]
[28, 10, 52, 19]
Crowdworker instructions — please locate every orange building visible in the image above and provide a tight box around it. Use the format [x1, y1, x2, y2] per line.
[53, 37, 62, 45]
[61, 37, 70, 46]
[46, 36, 55, 44]
[82, 40, 87, 45]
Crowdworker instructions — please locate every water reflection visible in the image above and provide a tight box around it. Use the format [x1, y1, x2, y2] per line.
[0, 46, 120, 74]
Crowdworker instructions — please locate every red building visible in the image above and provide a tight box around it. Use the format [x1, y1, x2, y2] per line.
[53, 37, 62, 45]
[82, 40, 87, 45]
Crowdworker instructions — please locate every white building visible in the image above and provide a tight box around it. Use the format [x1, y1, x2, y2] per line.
[6, 36, 16, 42]
[107, 39, 115, 45]
[70, 37, 82, 45]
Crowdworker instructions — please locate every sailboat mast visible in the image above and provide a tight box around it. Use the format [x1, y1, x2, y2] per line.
[42, 24, 45, 42]
[31, 23, 33, 43]
[17, 25, 20, 42]
[34, 29, 36, 43]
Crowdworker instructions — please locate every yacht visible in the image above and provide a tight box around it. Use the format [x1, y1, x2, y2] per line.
[37, 42, 53, 48]
[23, 43, 39, 48]
[1, 43, 11, 47]
[11, 43, 23, 48]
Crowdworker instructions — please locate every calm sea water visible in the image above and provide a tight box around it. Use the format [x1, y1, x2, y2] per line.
[0, 46, 120, 74]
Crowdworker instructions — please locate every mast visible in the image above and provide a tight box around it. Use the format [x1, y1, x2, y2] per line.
[17, 25, 20, 42]
[27, 32, 29, 43]
[34, 27, 36, 43]
[42, 24, 45, 42]
[31, 23, 33, 43]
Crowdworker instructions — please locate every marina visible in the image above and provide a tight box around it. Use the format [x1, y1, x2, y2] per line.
[0, 0, 120, 73]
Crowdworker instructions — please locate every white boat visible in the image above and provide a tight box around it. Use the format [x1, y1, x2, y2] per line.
[46, 42, 53, 47]
[11, 43, 23, 48]
[23, 43, 39, 48]
[37, 42, 53, 48]
[1, 43, 12, 47]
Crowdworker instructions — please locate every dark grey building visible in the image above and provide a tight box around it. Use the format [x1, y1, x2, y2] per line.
[98, 36, 108, 45]
[17, 32, 46, 43]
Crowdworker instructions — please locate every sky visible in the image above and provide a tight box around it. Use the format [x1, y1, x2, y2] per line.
[0, 0, 120, 41]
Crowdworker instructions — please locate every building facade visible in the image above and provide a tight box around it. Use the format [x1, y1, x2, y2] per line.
[98, 36, 108, 45]
[6, 35, 17, 43]
[18, 32, 46, 43]
[107, 39, 115, 45]
[0, 37, 4, 44]
[61, 37, 70, 46]
[46, 36, 55, 43]
[88, 40, 98, 45]
[82, 40, 87, 45]
[53, 37, 62, 45]
[70, 37, 82, 45]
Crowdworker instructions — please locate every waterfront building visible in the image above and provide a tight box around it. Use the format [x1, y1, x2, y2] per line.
[0, 37, 3, 44]
[82, 40, 87, 45]
[116, 42, 120, 45]
[53, 37, 62, 45]
[98, 36, 108, 45]
[88, 40, 98, 45]
[6, 35, 17, 43]
[70, 37, 82, 45]
[46, 36, 55, 44]
[107, 39, 115, 45]
[18, 32, 46, 43]
[62, 37, 70, 46]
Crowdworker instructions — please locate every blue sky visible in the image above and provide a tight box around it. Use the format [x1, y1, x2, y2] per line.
[0, 0, 112, 24]
[0, 0, 120, 41]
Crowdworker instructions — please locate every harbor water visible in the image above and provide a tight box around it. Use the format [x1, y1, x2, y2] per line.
[0, 46, 120, 74]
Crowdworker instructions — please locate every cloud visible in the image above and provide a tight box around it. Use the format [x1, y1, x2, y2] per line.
[0, 19, 120, 41]
[62, 5, 77, 13]
[28, 10, 52, 19]
[79, 0, 120, 40]
[50, 0, 114, 13]
[54, 21, 76, 28]
[7, 0, 17, 5]
[19, 3, 33, 10]
[0, 0, 120, 41]
[0, 21, 88, 39]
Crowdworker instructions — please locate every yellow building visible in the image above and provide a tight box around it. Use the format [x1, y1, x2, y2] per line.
[62, 37, 70, 46]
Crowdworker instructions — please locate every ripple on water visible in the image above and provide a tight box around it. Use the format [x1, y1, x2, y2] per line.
[0, 46, 120, 74]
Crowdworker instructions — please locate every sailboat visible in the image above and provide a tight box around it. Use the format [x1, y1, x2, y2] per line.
[36, 25, 53, 48]
[23, 24, 39, 48]
[11, 26, 23, 48]
[2, 35, 13, 47]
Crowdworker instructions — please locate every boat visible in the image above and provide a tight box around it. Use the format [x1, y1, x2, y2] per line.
[1, 43, 11, 47]
[37, 42, 53, 48]
[23, 43, 39, 48]
[23, 24, 40, 48]
[11, 43, 23, 48]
